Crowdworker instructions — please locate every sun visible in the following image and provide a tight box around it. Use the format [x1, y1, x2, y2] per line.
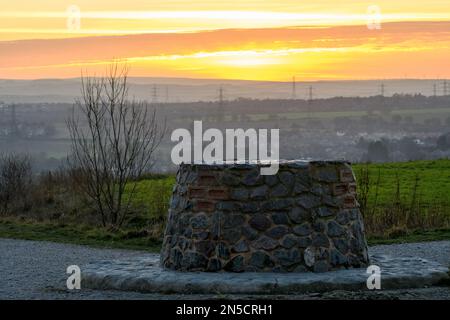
[217, 56, 281, 67]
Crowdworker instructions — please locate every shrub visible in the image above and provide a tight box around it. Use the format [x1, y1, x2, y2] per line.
[0, 154, 33, 215]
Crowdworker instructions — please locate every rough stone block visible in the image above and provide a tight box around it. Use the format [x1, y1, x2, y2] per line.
[249, 214, 271, 231]
[250, 185, 269, 200]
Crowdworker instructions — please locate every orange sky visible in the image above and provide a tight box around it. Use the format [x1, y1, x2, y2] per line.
[1, 1, 450, 80]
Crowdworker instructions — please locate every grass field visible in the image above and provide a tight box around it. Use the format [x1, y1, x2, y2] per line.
[246, 107, 450, 122]
[0, 159, 449, 250]
[128, 174, 176, 221]
[0, 218, 161, 251]
[353, 159, 450, 207]
[353, 159, 450, 237]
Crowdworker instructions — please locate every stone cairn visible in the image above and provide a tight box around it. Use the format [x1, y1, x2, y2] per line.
[161, 161, 369, 273]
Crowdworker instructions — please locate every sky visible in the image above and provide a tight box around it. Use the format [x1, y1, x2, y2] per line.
[1, 0, 450, 80]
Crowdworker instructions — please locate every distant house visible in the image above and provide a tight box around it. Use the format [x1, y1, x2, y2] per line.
[437, 132, 450, 150]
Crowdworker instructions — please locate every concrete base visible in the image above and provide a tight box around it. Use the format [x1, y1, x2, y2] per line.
[82, 254, 448, 294]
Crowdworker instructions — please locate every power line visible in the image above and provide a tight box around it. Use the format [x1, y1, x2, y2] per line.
[217, 86, 225, 122]
[308, 85, 313, 102]
[307, 86, 313, 118]
[443, 80, 448, 96]
[151, 85, 158, 103]
[218, 86, 224, 107]
[380, 83, 385, 97]
[291, 76, 296, 99]
[10, 103, 18, 137]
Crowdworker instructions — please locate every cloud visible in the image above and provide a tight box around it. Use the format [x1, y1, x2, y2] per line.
[1, 21, 449, 80]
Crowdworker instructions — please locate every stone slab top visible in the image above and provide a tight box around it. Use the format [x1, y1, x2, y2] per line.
[180, 160, 351, 170]
[82, 253, 449, 295]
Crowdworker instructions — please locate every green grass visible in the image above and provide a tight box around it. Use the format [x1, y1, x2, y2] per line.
[1, 218, 448, 249]
[0, 174, 174, 252]
[353, 159, 450, 206]
[353, 159, 450, 237]
[0, 218, 160, 251]
[128, 175, 176, 220]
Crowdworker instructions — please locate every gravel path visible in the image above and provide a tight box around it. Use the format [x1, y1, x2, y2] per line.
[370, 242, 450, 266]
[0, 238, 448, 300]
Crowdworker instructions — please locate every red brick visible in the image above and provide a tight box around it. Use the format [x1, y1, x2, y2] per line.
[339, 169, 355, 183]
[208, 188, 229, 200]
[331, 183, 348, 196]
[194, 200, 216, 212]
[343, 196, 357, 208]
[197, 174, 217, 186]
[188, 187, 207, 198]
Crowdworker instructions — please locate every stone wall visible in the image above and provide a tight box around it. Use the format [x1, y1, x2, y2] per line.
[160, 161, 369, 273]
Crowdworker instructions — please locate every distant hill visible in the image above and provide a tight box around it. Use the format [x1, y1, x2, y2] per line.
[0, 78, 445, 103]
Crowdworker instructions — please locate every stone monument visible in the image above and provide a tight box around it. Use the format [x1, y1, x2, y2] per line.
[161, 160, 370, 273]
[83, 160, 448, 294]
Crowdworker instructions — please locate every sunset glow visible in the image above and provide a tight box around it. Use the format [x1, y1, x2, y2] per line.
[1, 0, 450, 80]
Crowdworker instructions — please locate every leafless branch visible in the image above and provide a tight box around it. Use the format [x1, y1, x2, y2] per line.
[67, 63, 165, 228]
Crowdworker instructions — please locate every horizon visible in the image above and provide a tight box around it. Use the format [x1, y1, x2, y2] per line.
[1, 76, 449, 83]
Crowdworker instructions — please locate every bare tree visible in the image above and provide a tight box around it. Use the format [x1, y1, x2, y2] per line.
[67, 64, 165, 228]
[0, 154, 32, 215]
